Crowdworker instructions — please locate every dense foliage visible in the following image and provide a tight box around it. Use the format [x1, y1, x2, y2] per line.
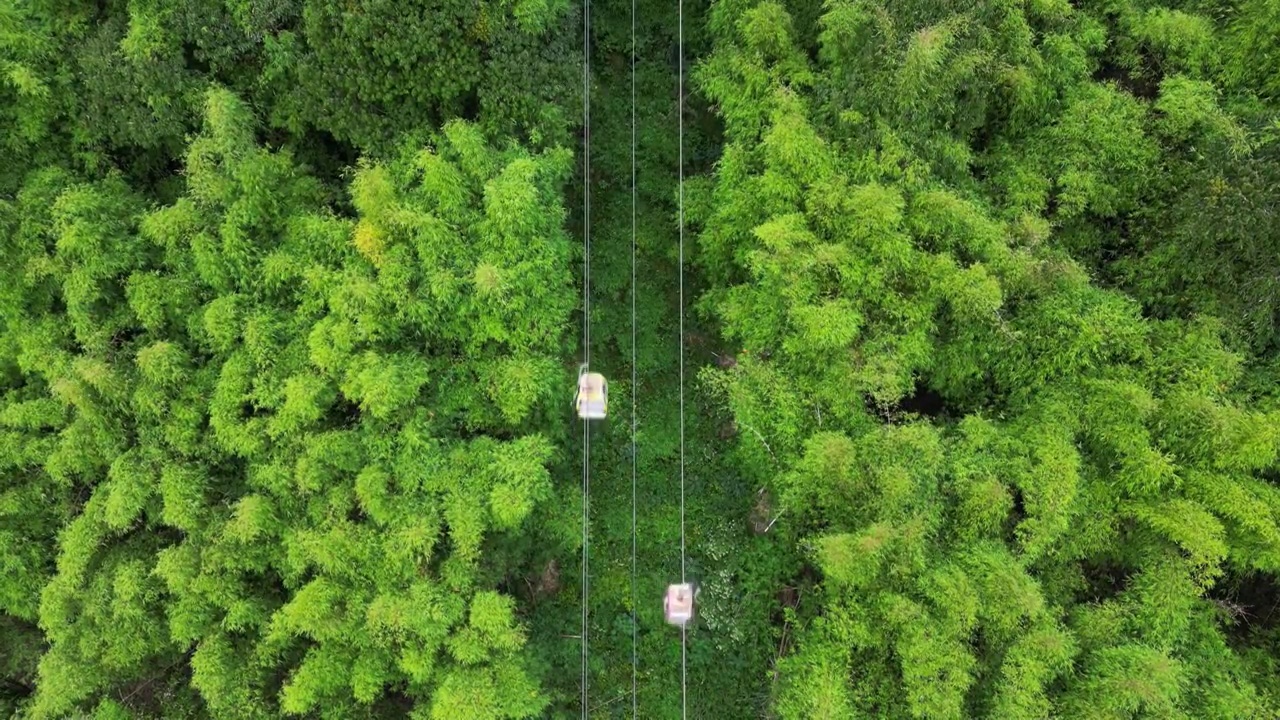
[692, 0, 1280, 715]
[3, 0, 1280, 717]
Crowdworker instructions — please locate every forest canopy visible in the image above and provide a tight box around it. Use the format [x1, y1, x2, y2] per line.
[3, 0, 1280, 718]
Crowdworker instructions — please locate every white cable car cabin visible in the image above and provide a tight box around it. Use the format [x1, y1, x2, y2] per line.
[664, 583, 695, 626]
[576, 366, 608, 420]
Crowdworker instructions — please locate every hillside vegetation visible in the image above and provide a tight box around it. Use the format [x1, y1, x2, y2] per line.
[3, 0, 1280, 717]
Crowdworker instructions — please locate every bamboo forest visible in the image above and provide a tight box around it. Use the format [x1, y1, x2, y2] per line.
[5, 0, 1280, 717]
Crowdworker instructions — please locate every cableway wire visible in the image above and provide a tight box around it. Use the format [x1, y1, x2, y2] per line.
[677, 0, 688, 713]
[581, 0, 592, 712]
[630, 0, 639, 712]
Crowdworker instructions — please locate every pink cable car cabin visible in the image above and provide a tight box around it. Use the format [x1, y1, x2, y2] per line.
[664, 583, 695, 626]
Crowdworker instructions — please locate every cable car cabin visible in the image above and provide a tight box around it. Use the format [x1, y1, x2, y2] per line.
[664, 583, 695, 626]
[576, 367, 608, 420]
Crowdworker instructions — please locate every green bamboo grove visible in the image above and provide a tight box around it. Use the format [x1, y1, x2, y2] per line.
[2, 0, 1280, 717]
